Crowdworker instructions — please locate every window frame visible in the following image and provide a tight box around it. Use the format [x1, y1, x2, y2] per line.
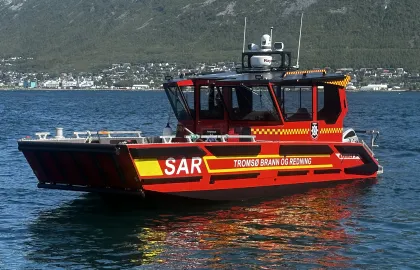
[214, 81, 283, 124]
[274, 85, 314, 122]
[316, 83, 342, 124]
[163, 82, 195, 121]
[198, 84, 225, 120]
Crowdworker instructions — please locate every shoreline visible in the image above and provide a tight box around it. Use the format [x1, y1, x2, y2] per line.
[346, 89, 418, 92]
[1, 88, 418, 92]
[0, 88, 164, 91]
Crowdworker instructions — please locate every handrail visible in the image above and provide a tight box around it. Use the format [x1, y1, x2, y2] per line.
[35, 132, 50, 140]
[361, 140, 375, 157]
[74, 130, 143, 138]
[355, 129, 379, 149]
[24, 130, 257, 144]
[185, 134, 256, 142]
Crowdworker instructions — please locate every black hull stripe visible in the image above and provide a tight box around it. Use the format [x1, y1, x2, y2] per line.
[210, 173, 259, 183]
[130, 147, 206, 159]
[344, 164, 378, 176]
[277, 170, 309, 176]
[205, 145, 261, 157]
[279, 145, 333, 156]
[142, 176, 202, 185]
[335, 145, 370, 162]
[335, 145, 378, 175]
[314, 169, 341, 175]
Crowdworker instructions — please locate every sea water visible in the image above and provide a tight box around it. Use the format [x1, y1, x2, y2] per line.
[0, 90, 419, 269]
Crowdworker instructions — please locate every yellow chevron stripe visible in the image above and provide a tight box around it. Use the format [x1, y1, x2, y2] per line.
[286, 69, 326, 75]
[134, 159, 163, 177]
[325, 75, 351, 87]
[251, 127, 342, 135]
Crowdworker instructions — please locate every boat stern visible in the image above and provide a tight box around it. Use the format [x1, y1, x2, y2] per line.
[18, 138, 145, 196]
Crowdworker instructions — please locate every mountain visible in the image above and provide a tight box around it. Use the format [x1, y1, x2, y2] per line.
[1, 0, 419, 71]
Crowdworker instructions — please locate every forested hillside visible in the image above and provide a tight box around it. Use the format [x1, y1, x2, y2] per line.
[0, 0, 419, 71]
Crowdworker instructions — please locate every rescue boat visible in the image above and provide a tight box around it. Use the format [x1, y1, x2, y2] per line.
[18, 30, 383, 201]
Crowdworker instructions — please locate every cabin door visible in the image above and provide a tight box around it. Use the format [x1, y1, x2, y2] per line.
[195, 84, 229, 135]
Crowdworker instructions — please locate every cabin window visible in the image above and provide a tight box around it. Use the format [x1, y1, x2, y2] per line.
[317, 84, 341, 124]
[164, 86, 193, 121]
[199, 85, 224, 120]
[180, 86, 195, 118]
[227, 85, 280, 121]
[277, 86, 313, 121]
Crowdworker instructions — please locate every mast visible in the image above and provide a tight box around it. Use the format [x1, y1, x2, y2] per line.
[296, 12, 304, 69]
[242, 17, 247, 53]
[270, 26, 274, 50]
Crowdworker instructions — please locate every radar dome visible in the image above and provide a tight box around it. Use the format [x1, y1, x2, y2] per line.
[261, 34, 272, 51]
[250, 55, 272, 68]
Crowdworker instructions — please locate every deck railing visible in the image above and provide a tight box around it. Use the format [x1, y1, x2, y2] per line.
[22, 129, 257, 144]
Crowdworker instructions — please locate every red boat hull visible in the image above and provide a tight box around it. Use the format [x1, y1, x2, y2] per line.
[18, 140, 378, 201]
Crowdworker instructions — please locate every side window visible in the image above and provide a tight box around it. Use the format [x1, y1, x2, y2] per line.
[317, 86, 324, 117]
[280, 86, 313, 122]
[229, 85, 280, 121]
[164, 86, 192, 121]
[199, 86, 224, 120]
[317, 84, 341, 124]
[230, 86, 252, 120]
[180, 86, 195, 119]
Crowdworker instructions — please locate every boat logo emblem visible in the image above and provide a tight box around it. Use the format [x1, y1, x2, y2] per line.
[310, 122, 319, 139]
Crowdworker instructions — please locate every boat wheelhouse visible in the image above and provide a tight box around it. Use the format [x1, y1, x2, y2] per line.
[165, 67, 349, 143]
[18, 32, 382, 201]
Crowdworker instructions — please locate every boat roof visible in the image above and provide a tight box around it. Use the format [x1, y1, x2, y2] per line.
[166, 69, 350, 87]
[165, 48, 350, 87]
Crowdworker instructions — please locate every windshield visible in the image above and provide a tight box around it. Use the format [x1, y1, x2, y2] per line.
[199, 85, 224, 120]
[219, 85, 280, 122]
[164, 85, 194, 121]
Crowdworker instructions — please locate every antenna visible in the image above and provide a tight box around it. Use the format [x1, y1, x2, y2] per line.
[270, 26, 274, 50]
[296, 12, 304, 69]
[242, 17, 247, 53]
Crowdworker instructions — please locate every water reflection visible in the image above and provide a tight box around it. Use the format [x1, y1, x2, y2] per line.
[26, 179, 376, 269]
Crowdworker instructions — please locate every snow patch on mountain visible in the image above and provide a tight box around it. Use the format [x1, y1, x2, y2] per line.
[216, 1, 236, 16]
[201, 0, 217, 7]
[137, 18, 154, 30]
[283, 0, 318, 15]
[329, 7, 347, 14]
[0, 0, 27, 11]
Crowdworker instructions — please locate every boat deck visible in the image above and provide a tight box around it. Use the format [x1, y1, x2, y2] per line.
[19, 129, 259, 145]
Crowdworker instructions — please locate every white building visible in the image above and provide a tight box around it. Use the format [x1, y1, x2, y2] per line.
[132, 84, 150, 90]
[360, 84, 388, 91]
[43, 80, 60, 88]
[79, 80, 95, 88]
[62, 80, 78, 89]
